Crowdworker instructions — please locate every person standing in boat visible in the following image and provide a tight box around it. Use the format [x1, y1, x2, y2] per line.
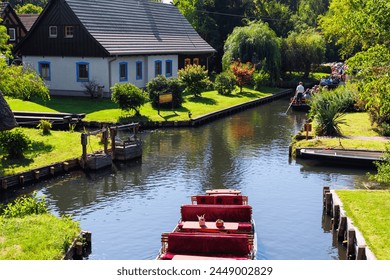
[295, 82, 305, 104]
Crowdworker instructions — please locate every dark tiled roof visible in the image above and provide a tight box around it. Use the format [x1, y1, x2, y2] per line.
[18, 14, 39, 31]
[1, 2, 9, 13]
[66, 0, 215, 55]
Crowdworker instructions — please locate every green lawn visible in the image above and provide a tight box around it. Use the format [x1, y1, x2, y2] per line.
[0, 214, 80, 260]
[6, 86, 276, 123]
[296, 112, 388, 151]
[0, 128, 103, 176]
[336, 190, 390, 260]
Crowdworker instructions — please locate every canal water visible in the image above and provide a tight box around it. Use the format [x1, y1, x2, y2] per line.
[6, 98, 371, 260]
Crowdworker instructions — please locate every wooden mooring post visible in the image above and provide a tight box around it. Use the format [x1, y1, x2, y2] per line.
[322, 187, 376, 260]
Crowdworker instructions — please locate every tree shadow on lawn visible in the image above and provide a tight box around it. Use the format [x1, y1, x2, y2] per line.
[29, 96, 118, 115]
[118, 114, 152, 123]
[0, 140, 54, 176]
[187, 96, 217, 105]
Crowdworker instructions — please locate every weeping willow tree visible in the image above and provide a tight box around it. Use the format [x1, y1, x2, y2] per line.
[222, 21, 282, 82]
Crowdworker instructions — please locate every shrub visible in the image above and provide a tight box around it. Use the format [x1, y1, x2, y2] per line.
[178, 64, 211, 97]
[1, 192, 48, 218]
[82, 80, 101, 98]
[0, 128, 31, 159]
[0, 65, 50, 101]
[230, 61, 255, 93]
[146, 75, 184, 108]
[111, 83, 148, 115]
[37, 119, 52, 135]
[370, 146, 390, 183]
[253, 69, 271, 90]
[214, 72, 236, 95]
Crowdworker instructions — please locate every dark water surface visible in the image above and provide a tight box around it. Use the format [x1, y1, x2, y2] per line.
[7, 98, 371, 260]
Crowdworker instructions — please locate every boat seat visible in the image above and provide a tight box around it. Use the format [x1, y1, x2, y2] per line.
[191, 195, 248, 205]
[181, 204, 252, 222]
[163, 232, 250, 256]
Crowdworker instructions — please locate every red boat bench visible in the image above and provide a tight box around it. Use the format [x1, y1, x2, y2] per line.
[159, 232, 253, 260]
[191, 195, 248, 205]
[180, 204, 252, 222]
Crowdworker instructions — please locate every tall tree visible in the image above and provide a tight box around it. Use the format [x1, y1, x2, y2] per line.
[15, 3, 43, 14]
[281, 29, 326, 77]
[319, 0, 390, 57]
[173, 0, 257, 72]
[222, 21, 281, 80]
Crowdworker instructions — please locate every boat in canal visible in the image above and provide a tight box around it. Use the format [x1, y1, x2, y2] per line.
[296, 148, 385, 168]
[156, 189, 257, 260]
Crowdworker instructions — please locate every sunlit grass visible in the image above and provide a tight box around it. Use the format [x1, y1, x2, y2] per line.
[0, 214, 80, 260]
[0, 128, 104, 176]
[336, 190, 390, 260]
[6, 86, 276, 123]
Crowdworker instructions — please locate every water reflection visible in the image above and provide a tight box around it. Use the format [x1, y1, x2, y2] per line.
[1, 98, 372, 260]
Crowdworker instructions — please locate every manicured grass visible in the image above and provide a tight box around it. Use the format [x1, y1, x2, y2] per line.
[0, 128, 104, 176]
[336, 190, 390, 260]
[296, 112, 387, 151]
[296, 138, 387, 151]
[339, 112, 380, 137]
[6, 86, 276, 123]
[0, 214, 80, 260]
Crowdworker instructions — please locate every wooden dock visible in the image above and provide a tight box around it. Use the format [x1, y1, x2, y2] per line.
[322, 186, 376, 260]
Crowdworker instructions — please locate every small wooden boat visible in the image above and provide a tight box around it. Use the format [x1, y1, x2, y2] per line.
[289, 97, 310, 112]
[157, 189, 257, 260]
[296, 148, 385, 168]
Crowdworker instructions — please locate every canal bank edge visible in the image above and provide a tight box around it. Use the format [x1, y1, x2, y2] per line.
[83, 89, 293, 129]
[0, 89, 292, 191]
[323, 187, 376, 260]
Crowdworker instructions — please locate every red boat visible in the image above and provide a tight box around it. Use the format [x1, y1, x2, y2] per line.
[157, 189, 257, 260]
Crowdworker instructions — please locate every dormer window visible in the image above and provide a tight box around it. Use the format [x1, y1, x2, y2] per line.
[65, 26, 74, 38]
[8, 28, 16, 42]
[49, 26, 57, 38]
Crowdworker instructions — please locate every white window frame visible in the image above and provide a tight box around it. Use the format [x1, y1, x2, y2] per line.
[8, 28, 16, 41]
[49, 26, 57, 38]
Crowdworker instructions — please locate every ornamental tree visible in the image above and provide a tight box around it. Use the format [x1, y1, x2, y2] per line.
[230, 61, 255, 93]
[178, 64, 211, 97]
[111, 83, 148, 116]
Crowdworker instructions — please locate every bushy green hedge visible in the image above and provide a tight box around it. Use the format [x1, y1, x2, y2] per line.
[146, 75, 184, 108]
[0, 128, 31, 159]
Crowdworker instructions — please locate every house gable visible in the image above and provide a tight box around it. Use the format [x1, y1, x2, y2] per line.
[16, 0, 108, 57]
[1, 2, 27, 46]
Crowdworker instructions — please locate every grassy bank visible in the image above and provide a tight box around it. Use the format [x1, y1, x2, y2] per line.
[0, 128, 103, 176]
[7, 86, 276, 123]
[336, 190, 390, 260]
[0, 214, 80, 260]
[294, 112, 388, 151]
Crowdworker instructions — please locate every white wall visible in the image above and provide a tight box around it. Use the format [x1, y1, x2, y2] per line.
[23, 54, 179, 96]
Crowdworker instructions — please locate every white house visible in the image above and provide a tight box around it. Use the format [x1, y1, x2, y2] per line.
[16, 0, 215, 96]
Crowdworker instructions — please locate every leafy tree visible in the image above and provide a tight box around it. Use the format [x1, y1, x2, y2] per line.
[0, 64, 50, 101]
[230, 61, 255, 93]
[0, 19, 12, 59]
[15, 3, 43, 14]
[178, 64, 211, 97]
[319, 0, 390, 57]
[253, 0, 294, 38]
[7, 1, 48, 8]
[222, 21, 281, 81]
[111, 83, 148, 116]
[173, 0, 257, 72]
[346, 45, 390, 132]
[281, 29, 325, 78]
[214, 72, 236, 95]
